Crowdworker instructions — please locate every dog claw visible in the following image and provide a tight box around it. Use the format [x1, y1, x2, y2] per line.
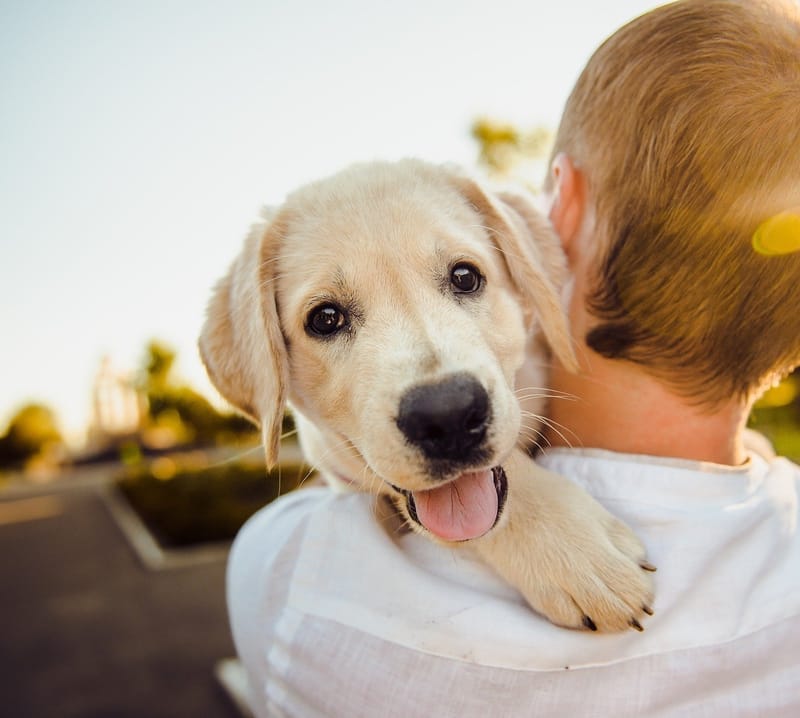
[629, 618, 644, 632]
[639, 561, 657, 572]
[642, 604, 654, 616]
[582, 615, 598, 632]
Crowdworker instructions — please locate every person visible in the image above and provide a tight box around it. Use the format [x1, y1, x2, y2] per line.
[226, 1, 800, 715]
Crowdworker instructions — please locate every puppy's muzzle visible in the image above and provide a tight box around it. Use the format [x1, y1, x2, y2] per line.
[395, 373, 491, 463]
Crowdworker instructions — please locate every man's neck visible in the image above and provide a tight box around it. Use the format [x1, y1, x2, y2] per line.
[545, 350, 751, 466]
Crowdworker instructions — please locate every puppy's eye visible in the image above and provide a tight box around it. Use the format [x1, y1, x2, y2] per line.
[306, 304, 347, 337]
[450, 263, 483, 294]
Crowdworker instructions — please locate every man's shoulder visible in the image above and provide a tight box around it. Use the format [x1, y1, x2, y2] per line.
[537, 446, 799, 490]
[230, 486, 378, 565]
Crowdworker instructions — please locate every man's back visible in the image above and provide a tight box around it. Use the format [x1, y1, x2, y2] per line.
[228, 448, 800, 717]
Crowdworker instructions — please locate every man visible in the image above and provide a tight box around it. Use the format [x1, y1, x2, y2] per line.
[227, 1, 800, 715]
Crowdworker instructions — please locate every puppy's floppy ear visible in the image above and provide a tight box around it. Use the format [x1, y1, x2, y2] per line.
[198, 211, 289, 467]
[453, 175, 578, 372]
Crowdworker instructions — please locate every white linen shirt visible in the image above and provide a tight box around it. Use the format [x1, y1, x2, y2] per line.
[227, 449, 800, 717]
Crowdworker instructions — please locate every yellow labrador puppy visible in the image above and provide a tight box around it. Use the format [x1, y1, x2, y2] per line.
[200, 159, 654, 632]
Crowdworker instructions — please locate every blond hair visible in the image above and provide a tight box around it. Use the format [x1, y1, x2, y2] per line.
[549, 0, 800, 403]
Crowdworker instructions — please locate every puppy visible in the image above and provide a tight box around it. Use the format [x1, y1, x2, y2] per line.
[200, 159, 654, 632]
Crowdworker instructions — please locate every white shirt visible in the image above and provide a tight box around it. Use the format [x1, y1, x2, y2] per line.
[227, 449, 800, 717]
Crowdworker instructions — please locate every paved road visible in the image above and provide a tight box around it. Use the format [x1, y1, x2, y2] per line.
[0, 481, 240, 718]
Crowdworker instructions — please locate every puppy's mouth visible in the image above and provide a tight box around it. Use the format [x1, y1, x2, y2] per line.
[391, 466, 508, 542]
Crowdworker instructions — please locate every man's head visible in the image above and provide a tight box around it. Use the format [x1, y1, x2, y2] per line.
[546, 0, 800, 406]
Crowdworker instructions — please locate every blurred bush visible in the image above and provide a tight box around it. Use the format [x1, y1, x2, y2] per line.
[138, 340, 263, 449]
[117, 458, 310, 547]
[104, 342, 306, 548]
[749, 370, 800, 460]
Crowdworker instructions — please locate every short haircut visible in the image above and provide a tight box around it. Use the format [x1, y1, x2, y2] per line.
[548, 0, 800, 404]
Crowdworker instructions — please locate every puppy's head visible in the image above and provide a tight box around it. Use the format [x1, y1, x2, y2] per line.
[200, 160, 575, 541]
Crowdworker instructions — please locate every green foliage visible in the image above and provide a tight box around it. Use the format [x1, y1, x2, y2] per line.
[472, 117, 553, 181]
[0, 403, 63, 467]
[117, 460, 309, 547]
[142, 340, 176, 392]
[114, 339, 303, 548]
[138, 339, 259, 447]
[749, 371, 800, 460]
[148, 386, 237, 443]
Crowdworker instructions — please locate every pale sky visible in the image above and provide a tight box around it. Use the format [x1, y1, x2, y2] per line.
[0, 0, 661, 441]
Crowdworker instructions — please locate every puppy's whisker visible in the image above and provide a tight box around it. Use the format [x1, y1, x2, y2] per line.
[515, 389, 578, 400]
[518, 415, 547, 433]
[298, 463, 318, 488]
[487, 242, 528, 267]
[289, 433, 361, 489]
[520, 412, 545, 423]
[310, 437, 362, 475]
[515, 385, 579, 402]
[534, 414, 579, 449]
[280, 427, 298, 442]
[204, 442, 265, 469]
[518, 419, 551, 448]
[257, 272, 290, 291]
[527, 433, 552, 453]
[366, 471, 383, 497]
[518, 407, 576, 450]
[466, 221, 496, 235]
[518, 430, 542, 449]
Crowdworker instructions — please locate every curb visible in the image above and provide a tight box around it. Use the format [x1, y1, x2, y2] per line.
[99, 485, 230, 571]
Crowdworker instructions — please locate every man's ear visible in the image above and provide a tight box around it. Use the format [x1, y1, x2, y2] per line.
[450, 172, 578, 372]
[198, 210, 289, 468]
[547, 153, 586, 262]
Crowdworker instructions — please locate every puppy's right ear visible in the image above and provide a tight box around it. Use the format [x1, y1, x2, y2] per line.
[199, 212, 289, 468]
[450, 173, 578, 373]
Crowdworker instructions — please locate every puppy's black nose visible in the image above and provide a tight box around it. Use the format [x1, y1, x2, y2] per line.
[396, 373, 490, 462]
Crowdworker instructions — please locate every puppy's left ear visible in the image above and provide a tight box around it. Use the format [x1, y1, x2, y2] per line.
[198, 212, 290, 467]
[453, 175, 578, 372]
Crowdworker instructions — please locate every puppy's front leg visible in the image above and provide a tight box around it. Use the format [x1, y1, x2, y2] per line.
[472, 448, 655, 632]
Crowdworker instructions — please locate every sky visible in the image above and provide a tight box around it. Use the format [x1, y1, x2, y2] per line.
[0, 0, 662, 443]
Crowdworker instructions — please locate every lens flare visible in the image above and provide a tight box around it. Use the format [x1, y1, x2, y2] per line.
[752, 210, 800, 256]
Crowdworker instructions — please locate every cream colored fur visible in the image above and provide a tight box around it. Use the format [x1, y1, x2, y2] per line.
[200, 159, 653, 632]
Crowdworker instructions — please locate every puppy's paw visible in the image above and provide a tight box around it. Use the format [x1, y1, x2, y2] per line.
[473, 454, 655, 633]
[521, 507, 656, 633]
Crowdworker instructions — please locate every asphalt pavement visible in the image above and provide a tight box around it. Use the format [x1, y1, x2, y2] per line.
[0, 477, 241, 718]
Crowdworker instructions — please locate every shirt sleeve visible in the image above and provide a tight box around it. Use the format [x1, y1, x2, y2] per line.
[226, 487, 332, 717]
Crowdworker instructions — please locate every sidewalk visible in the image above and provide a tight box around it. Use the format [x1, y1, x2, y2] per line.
[0, 478, 241, 718]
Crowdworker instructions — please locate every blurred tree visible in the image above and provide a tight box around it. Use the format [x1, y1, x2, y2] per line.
[472, 117, 553, 184]
[142, 340, 176, 393]
[137, 340, 259, 448]
[0, 403, 63, 467]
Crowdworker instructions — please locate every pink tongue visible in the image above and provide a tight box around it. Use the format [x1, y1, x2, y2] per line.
[413, 469, 497, 541]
